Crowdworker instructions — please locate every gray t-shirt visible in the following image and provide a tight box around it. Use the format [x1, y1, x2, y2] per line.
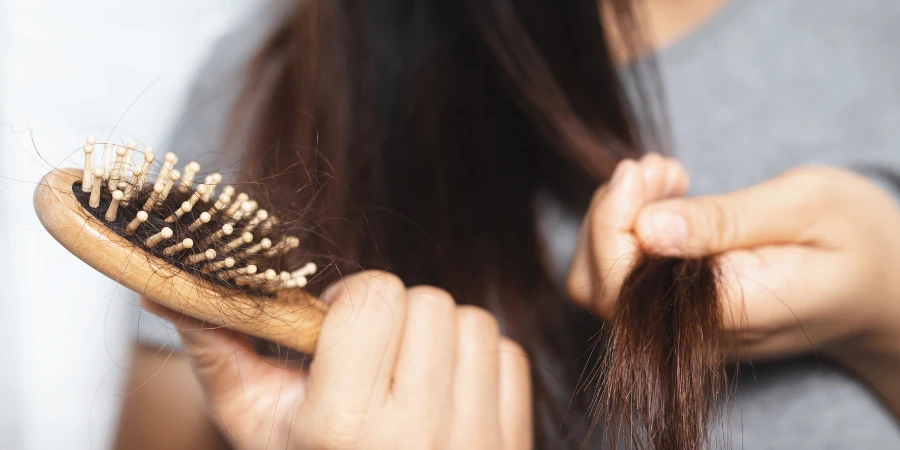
[544, 0, 900, 448]
[679, 1, 900, 447]
[153, 0, 900, 447]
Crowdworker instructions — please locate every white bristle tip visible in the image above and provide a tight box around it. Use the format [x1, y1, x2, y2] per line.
[288, 276, 308, 288]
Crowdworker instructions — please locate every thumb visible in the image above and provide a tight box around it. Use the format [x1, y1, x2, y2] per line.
[633, 175, 816, 257]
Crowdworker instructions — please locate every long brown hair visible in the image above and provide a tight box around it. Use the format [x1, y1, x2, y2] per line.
[231, 0, 724, 448]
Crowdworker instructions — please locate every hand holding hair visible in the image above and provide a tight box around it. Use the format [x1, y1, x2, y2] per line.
[147, 271, 533, 450]
[576, 162, 900, 424]
[634, 166, 900, 364]
[567, 153, 691, 313]
[568, 154, 723, 450]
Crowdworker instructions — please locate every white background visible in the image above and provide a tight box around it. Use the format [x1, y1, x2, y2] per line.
[0, 1, 256, 448]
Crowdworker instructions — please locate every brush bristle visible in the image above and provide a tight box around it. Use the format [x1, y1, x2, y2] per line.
[74, 136, 317, 296]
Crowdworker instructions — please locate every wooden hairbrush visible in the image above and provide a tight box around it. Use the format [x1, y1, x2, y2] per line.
[33, 136, 327, 354]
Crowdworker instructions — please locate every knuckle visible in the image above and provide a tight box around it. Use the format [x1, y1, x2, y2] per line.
[641, 153, 665, 174]
[782, 167, 840, 217]
[358, 270, 406, 299]
[499, 337, 528, 359]
[407, 285, 457, 313]
[785, 166, 838, 196]
[785, 165, 834, 180]
[325, 271, 406, 325]
[640, 152, 663, 165]
[589, 184, 608, 205]
[666, 159, 690, 189]
[456, 305, 500, 338]
[704, 198, 743, 250]
[329, 271, 405, 307]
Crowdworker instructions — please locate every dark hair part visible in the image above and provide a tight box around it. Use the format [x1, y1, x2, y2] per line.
[594, 255, 726, 450]
[233, 0, 726, 448]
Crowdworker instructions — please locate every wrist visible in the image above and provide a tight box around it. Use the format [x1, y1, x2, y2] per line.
[826, 302, 900, 418]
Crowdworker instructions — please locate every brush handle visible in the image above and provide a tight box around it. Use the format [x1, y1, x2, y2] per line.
[34, 168, 326, 354]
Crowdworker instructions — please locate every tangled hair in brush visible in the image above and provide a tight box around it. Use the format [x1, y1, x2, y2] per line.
[590, 255, 730, 450]
[70, 144, 321, 300]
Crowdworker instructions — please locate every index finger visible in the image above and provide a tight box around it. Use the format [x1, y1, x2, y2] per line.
[306, 271, 408, 412]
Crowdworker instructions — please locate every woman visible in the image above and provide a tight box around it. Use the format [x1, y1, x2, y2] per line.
[115, 0, 900, 448]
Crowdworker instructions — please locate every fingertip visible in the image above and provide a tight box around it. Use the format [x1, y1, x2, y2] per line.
[608, 160, 642, 206]
[499, 337, 528, 360]
[639, 152, 663, 162]
[634, 203, 689, 256]
[311, 271, 409, 401]
[662, 159, 691, 197]
[456, 306, 500, 344]
[605, 160, 644, 222]
[639, 153, 666, 198]
[609, 159, 638, 189]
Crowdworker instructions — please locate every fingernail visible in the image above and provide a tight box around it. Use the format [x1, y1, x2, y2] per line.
[641, 211, 688, 251]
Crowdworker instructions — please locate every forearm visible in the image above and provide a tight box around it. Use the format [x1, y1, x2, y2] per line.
[114, 344, 231, 450]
